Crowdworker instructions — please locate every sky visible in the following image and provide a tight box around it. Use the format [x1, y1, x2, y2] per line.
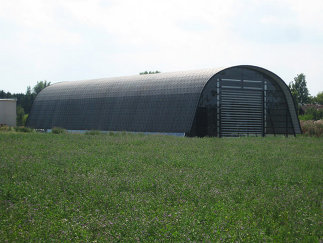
[0, 0, 322, 95]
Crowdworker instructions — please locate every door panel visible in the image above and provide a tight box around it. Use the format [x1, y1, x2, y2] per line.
[219, 79, 264, 137]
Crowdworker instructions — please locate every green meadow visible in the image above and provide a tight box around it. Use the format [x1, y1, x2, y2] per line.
[0, 133, 322, 242]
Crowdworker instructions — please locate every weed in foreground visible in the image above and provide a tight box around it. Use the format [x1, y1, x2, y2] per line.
[85, 130, 102, 135]
[51, 127, 67, 134]
[300, 119, 323, 137]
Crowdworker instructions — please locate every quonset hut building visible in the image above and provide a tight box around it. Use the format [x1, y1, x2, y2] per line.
[27, 65, 301, 137]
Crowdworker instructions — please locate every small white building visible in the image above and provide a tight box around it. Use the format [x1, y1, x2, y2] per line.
[0, 99, 17, 127]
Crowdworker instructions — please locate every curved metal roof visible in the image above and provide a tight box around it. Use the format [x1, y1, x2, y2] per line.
[27, 65, 301, 134]
[27, 68, 223, 132]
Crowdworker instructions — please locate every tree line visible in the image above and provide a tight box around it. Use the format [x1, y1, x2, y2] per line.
[0, 81, 50, 125]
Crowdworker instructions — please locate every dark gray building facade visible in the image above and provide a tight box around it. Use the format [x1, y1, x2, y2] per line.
[27, 65, 301, 137]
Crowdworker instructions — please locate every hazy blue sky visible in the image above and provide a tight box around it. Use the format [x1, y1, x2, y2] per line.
[0, 0, 322, 95]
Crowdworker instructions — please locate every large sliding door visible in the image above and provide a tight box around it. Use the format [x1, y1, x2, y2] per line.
[219, 79, 264, 137]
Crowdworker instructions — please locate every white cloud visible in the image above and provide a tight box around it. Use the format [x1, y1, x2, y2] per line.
[0, 0, 82, 45]
[0, 0, 322, 95]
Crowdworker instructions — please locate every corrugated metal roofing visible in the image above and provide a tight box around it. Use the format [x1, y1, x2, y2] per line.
[26, 65, 301, 134]
[27, 68, 223, 132]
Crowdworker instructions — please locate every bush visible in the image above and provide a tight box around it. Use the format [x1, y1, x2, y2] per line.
[300, 120, 323, 137]
[85, 130, 101, 135]
[299, 114, 314, 121]
[300, 107, 323, 121]
[16, 105, 25, 126]
[15, 126, 34, 133]
[23, 114, 29, 126]
[51, 127, 67, 134]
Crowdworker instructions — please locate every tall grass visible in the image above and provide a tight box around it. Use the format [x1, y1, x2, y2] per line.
[0, 125, 14, 132]
[0, 125, 34, 133]
[300, 119, 323, 137]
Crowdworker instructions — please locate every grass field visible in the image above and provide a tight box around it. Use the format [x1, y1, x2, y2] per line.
[0, 133, 322, 242]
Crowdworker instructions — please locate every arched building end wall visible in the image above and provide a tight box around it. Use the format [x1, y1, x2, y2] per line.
[189, 65, 301, 136]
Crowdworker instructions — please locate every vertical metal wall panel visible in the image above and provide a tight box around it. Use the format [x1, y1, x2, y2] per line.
[0, 99, 17, 127]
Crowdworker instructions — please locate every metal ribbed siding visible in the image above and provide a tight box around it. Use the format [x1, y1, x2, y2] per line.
[27, 65, 301, 136]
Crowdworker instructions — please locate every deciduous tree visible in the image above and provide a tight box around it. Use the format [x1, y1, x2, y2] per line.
[314, 91, 323, 105]
[289, 74, 310, 105]
[33, 81, 51, 95]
